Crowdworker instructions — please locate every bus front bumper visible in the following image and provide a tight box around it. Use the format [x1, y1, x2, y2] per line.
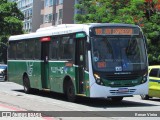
[89, 82, 148, 98]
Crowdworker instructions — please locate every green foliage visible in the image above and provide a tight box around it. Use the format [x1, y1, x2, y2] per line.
[75, 0, 160, 65]
[143, 13, 160, 64]
[75, 0, 146, 25]
[0, 36, 8, 63]
[0, 0, 24, 63]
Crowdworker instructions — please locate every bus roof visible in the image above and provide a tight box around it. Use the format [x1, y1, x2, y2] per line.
[9, 23, 139, 41]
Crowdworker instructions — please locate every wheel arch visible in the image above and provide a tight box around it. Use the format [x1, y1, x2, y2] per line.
[22, 72, 32, 94]
[63, 75, 75, 94]
[22, 72, 30, 85]
[23, 72, 28, 80]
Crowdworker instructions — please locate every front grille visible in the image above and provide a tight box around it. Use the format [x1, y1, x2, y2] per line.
[108, 83, 136, 87]
[105, 74, 141, 80]
[110, 89, 136, 95]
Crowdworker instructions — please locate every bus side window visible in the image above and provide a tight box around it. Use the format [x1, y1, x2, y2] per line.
[25, 40, 35, 59]
[16, 41, 25, 59]
[59, 36, 74, 60]
[50, 38, 59, 60]
[35, 39, 41, 59]
[8, 42, 17, 59]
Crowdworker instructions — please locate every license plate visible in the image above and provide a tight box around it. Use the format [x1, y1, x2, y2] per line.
[118, 88, 129, 93]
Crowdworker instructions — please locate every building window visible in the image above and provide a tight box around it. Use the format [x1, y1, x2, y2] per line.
[53, 0, 57, 5]
[44, 0, 49, 6]
[22, 0, 25, 7]
[44, 14, 53, 23]
[29, 9, 32, 17]
[23, 9, 32, 20]
[49, 0, 53, 6]
[17, 1, 22, 9]
[54, 13, 57, 21]
[59, 9, 63, 19]
[59, 0, 63, 4]
[44, 0, 53, 7]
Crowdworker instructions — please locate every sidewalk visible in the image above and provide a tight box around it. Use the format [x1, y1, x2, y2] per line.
[0, 103, 54, 120]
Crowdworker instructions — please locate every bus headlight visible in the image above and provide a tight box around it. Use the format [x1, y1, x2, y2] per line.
[94, 74, 104, 86]
[141, 74, 148, 83]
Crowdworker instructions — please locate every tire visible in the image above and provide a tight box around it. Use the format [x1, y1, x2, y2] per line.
[4, 76, 6, 81]
[23, 75, 31, 94]
[66, 80, 76, 102]
[140, 94, 149, 100]
[111, 97, 123, 102]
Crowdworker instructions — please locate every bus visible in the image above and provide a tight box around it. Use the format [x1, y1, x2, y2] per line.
[8, 23, 148, 102]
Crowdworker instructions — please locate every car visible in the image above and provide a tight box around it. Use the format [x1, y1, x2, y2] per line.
[141, 65, 160, 100]
[0, 64, 7, 81]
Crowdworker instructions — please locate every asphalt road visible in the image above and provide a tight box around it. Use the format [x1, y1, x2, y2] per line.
[0, 82, 160, 120]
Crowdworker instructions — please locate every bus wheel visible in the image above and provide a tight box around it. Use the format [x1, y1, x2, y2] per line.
[140, 94, 149, 100]
[66, 80, 76, 102]
[111, 97, 123, 102]
[23, 75, 31, 94]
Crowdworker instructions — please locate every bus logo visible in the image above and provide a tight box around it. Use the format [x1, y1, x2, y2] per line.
[115, 66, 122, 71]
[51, 67, 68, 74]
[26, 62, 34, 76]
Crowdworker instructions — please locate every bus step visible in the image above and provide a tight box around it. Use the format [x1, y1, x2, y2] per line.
[42, 89, 51, 92]
[77, 94, 86, 96]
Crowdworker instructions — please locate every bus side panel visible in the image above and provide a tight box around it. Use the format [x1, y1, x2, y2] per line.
[8, 60, 42, 90]
[27, 61, 42, 90]
[75, 66, 90, 97]
[8, 61, 26, 85]
[84, 71, 90, 97]
[49, 61, 65, 93]
[49, 61, 77, 94]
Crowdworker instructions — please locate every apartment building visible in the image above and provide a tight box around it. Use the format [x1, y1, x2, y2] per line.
[8, 0, 76, 31]
[40, 0, 75, 28]
[8, 0, 44, 32]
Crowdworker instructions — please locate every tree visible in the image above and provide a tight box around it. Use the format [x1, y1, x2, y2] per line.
[75, 0, 146, 25]
[0, 0, 24, 63]
[143, 0, 160, 64]
[75, 0, 160, 64]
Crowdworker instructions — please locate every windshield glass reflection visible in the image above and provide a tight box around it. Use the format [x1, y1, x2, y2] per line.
[91, 36, 146, 72]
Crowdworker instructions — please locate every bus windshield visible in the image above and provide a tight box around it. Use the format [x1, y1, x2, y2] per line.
[91, 35, 147, 72]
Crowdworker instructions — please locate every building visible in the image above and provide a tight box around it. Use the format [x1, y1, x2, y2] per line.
[40, 0, 75, 28]
[8, 0, 44, 32]
[8, 0, 77, 32]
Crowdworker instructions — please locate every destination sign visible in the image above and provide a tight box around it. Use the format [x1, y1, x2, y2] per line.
[94, 27, 139, 35]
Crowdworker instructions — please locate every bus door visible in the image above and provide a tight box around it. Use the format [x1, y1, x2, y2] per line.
[75, 37, 86, 94]
[41, 37, 51, 89]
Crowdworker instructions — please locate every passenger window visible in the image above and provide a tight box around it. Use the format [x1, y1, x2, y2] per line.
[35, 40, 41, 59]
[16, 41, 25, 59]
[59, 36, 74, 60]
[25, 40, 35, 59]
[8, 42, 17, 59]
[149, 68, 159, 77]
[50, 38, 59, 60]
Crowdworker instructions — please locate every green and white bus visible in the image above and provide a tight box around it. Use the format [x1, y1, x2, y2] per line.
[8, 23, 148, 102]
